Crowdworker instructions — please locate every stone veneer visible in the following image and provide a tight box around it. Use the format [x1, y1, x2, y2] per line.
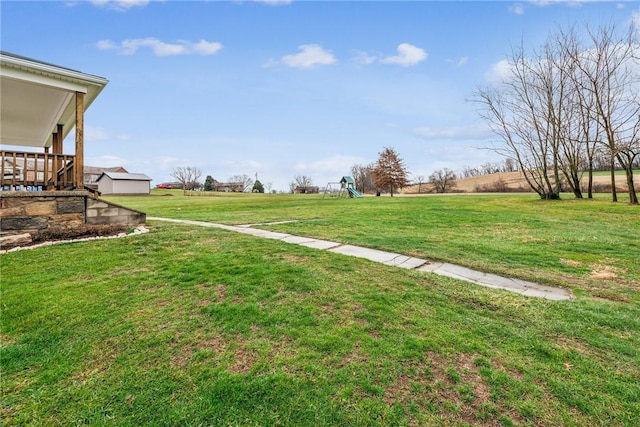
[0, 191, 146, 237]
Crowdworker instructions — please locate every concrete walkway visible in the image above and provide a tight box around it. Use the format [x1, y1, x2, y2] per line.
[149, 217, 573, 301]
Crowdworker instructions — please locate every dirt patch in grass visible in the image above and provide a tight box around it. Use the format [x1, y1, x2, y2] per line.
[71, 337, 120, 385]
[590, 289, 630, 303]
[173, 334, 228, 369]
[554, 337, 602, 360]
[339, 343, 371, 368]
[280, 254, 310, 264]
[560, 259, 583, 268]
[0, 334, 17, 347]
[367, 328, 381, 339]
[214, 284, 228, 303]
[172, 344, 194, 369]
[228, 343, 258, 374]
[382, 352, 526, 426]
[193, 283, 229, 307]
[589, 265, 621, 280]
[194, 238, 218, 247]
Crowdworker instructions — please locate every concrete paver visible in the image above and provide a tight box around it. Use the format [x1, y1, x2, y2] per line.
[149, 216, 573, 301]
[329, 244, 401, 264]
[298, 240, 342, 250]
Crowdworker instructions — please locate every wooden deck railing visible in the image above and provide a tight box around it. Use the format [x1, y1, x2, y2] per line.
[1, 150, 76, 190]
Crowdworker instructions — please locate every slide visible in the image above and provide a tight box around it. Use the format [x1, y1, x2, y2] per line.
[348, 188, 363, 198]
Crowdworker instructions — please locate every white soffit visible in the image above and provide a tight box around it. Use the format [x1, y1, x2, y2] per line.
[0, 52, 108, 149]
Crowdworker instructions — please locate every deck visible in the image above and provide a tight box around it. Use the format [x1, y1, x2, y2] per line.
[1, 150, 76, 191]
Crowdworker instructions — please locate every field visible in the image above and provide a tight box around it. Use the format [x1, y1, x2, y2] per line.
[406, 170, 640, 193]
[2, 193, 639, 426]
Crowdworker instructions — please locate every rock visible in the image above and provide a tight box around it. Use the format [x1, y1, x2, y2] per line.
[0, 233, 32, 249]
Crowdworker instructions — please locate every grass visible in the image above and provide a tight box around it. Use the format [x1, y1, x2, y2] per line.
[112, 191, 639, 301]
[589, 169, 639, 177]
[2, 192, 639, 426]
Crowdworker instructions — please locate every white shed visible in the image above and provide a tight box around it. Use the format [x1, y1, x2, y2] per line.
[96, 172, 152, 195]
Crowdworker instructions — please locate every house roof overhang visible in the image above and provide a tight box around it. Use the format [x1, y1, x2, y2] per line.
[0, 51, 108, 149]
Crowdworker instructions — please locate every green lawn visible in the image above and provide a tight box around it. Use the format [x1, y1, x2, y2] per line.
[2, 193, 639, 426]
[589, 169, 639, 177]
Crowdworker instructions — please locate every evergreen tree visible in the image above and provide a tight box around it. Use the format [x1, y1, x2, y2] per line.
[204, 175, 214, 191]
[252, 179, 265, 193]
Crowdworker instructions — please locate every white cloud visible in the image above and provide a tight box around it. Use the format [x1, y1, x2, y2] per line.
[352, 50, 377, 65]
[96, 40, 117, 51]
[90, 0, 151, 11]
[96, 38, 223, 56]
[446, 56, 469, 67]
[509, 0, 595, 15]
[509, 3, 525, 15]
[632, 10, 640, 32]
[380, 43, 427, 67]
[281, 44, 336, 69]
[484, 59, 511, 84]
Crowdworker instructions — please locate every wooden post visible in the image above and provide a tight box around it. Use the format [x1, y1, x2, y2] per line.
[75, 92, 84, 189]
[52, 124, 63, 154]
[51, 124, 64, 189]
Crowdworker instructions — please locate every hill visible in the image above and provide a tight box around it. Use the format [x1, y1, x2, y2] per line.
[403, 170, 639, 194]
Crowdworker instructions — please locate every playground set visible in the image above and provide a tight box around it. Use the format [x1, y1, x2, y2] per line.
[323, 176, 363, 199]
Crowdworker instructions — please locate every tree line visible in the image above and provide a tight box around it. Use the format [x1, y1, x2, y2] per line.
[473, 22, 639, 204]
[170, 167, 270, 194]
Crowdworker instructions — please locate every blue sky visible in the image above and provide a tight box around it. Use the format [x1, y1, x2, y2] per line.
[2, 0, 638, 191]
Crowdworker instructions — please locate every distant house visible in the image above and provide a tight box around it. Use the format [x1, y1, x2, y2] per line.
[294, 185, 319, 194]
[96, 172, 152, 195]
[84, 166, 128, 189]
[213, 180, 244, 192]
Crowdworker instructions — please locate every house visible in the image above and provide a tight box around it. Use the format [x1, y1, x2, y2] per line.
[1, 51, 108, 190]
[0, 51, 146, 241]
[85, 165, 128, 189]
[213, 181, 244, 192]
[97, 172, 152, 195]
[294, 185, 320, 194]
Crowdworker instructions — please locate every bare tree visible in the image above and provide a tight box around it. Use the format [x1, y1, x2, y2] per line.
[429, 168, 457, 193]
[351, 163, 375, 193]
[229, 174, 254, 192]
[474, 43, 565, 200]
[472, 24, 637, 201]
[290, 175, 314, 193]
[556, 26, 603, 198]
[414, 175, 426, 193]
[171, 166, 202, 196]
[372, 147, 409, 197]
[503, 158, 518, 172]
[568, 24, 639, 204]
[461, 165, 480, 178]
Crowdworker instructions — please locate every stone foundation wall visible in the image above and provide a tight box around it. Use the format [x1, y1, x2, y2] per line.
[86, 197, 146, 226]
[0, 191, 146, 238]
